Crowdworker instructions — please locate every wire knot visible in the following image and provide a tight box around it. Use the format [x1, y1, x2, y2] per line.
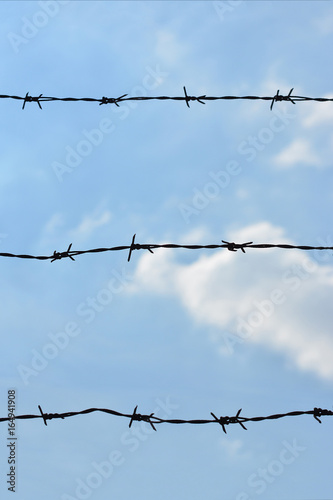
[183, 86, 206, 108]
[129, 405, 157, 431]
[51, 243, 75, 263]
[99, 94, 127, 107]
[222, 240, 253, 253]
[38, 405, 65, 425]
[222, 240, 237, 252]
[22, 92, 43, 110]
[313, 407, 324, 423]
[127, 235, 154, 262]
[100, 96, 109, 105]
[270, 88, 295, 110]
[38, 406, 52, 425]
[211, 409, 247, 433]
[211, 413, 231, 433]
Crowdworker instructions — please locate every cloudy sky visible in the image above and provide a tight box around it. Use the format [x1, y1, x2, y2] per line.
[0, 1, 333, 499]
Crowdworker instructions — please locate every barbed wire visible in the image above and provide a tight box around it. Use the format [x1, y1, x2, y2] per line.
[0, 235, 332, 263]
[1, 87, 333, 111]
[1, 405, 332, 433]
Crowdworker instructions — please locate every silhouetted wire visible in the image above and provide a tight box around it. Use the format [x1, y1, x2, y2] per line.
[1, 87, 333, 110]
[1, 406, 332, 433]
[0, 235, 333, 263]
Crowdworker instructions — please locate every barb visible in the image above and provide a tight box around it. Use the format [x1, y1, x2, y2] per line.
[38, 405, 48, 426]
[211, 409, 247, 433]
[99, 94, 128, 107]
[22, 92, 43, 110]
[0, 406, 331, 433]
[127, 234, 154, 262]
[50, 243, 75, 263]
[270, 87, 296, 110]
[183, 86, 206, 108]
[221, 240, 253, 253]
[0, 238, 332, 263]
[1, 88, 332, 111]
[129, 405, 157, 431]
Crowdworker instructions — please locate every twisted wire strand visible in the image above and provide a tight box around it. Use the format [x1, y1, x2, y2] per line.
[0, 235, 332, 263]
[1, 87, 333, 110]
[2, 406, 332, 433]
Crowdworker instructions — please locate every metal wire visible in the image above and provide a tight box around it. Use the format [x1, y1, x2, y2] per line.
[0, 235, 332, 263]
[1, 87, 332, 110]
[1, 405, 331, 433]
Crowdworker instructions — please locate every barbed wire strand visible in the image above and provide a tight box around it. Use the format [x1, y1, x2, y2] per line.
[1, 88, 333, 111]
[1, 406, 332, 433]
[0, 235, 333, 263]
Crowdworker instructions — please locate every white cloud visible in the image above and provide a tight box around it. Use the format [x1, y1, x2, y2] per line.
[236, 188, 249, 200]
[40, 205, 112, 250]
[219, 438, 252, 461]
[273, 138, 322, 168]
[178, 226, 211, 244]
[302, 102, 333, 128]
[154, 29, 189, 68]
[69, 209, 112, 242]
[314, 10, 333, 35]
[128, 222, 333, 381]
[271, 97, 333, 170]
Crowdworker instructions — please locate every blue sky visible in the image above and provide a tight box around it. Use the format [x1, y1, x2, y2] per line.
[0, 1, 333, 499]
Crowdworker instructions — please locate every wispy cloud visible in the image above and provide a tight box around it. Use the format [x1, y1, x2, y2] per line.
[273, 138, 322, 168]
[69, 209, 112, 242]
[154, 29, 189, 68]
[219, 438, 252, 461]
[302, 102, 333, 128]
[314, 9, 333, 35]
[40, 204, 112, 249]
